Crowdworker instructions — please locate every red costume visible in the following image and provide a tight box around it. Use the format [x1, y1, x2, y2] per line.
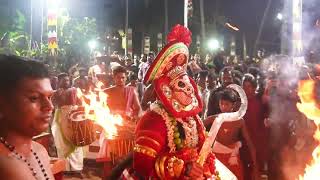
[122, 25, 218, 179]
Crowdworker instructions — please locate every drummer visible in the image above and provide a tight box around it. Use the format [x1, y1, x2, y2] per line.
[98, 65, 141, 161]
[51, 73, 84, 175]
[104, 65, 141, 120]
[0, 55, 55, 179]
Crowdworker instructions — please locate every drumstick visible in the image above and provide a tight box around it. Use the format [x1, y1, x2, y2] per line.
[112, 141, 115, 165]
[117, 140, 120, 158]
[79, 123, 84, 145]
[119, 140, 122, 157]
[83, 122, 87, 144]
[124, 140, 128, 155]
[121, 140, 124, 157]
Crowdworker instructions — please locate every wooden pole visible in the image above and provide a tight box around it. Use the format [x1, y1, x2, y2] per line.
[200, 0, 206, 44]
[184, 0, 188, 27]
[125, 0, 129, 56]
[164, 0, 168, 36]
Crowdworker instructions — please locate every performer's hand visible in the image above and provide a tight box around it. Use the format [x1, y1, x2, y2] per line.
[185, 162, 204, 180]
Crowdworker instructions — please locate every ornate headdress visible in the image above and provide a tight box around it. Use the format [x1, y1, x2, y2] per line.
[144, 24, 202, 118]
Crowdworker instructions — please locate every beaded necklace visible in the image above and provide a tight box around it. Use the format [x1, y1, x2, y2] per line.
[0, 137, 50, 180]
[151, 102, 199, 152]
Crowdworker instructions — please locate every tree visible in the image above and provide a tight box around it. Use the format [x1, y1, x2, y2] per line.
[0, 10, 31, 56]
[55, 11, 98, 71]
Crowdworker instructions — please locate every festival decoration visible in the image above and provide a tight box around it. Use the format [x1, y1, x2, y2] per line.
[143, 36, 150, 54]
[296, 80, 320, 179]
[127, 28, 133, 57]
[47, 0, 58, 55]
[157, 33, 163, 53]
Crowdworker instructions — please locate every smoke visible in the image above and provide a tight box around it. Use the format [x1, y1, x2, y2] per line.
[261, 54, 301, 86]
[278, 0, 320, 60]
[302, 0, 320, 56]
[259, 53, 316, 180]
[253, 1, 320, 179]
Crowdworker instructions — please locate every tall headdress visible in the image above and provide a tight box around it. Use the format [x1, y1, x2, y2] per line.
[144, 24, 202, 118]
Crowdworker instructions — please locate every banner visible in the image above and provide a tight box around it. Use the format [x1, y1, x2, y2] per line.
[144, 36, 150, 54]
[127, 28, 133, 57]
[230, 35, 236, 56]
[157, 33, 162, 53]
[47, 0, 58, 56]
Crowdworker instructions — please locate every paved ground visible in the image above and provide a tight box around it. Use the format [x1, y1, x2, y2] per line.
[63, 159, 104, 180]
[63, 171, 102, 180]
[61, 141, 105, 180]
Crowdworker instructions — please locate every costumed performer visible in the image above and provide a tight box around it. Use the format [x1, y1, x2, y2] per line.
[122, 24, 218, 179]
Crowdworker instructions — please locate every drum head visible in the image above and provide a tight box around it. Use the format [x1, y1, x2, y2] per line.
[69, 108, 87, 122]
[60, 105, 97, 146]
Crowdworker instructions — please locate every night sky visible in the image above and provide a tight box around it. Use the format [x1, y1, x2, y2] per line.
[1, 0, 319, 56]
[114, 0, 284, 55]
[103, 0, 319, 55]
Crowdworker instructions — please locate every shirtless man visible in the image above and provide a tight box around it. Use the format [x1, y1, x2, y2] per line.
[204, 88, 259, 180]
[104, 65, 141, 119]
[0, 55, 55, 180]
[72, 68, 90, 93]
[51, 73, 84, 173]
[98, 66, 141, 163]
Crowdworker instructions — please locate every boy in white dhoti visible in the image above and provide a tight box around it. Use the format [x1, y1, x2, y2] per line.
[204, 88, 259, 180]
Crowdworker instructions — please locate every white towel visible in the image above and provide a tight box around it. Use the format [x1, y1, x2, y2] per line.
[212, 141, 242, 166]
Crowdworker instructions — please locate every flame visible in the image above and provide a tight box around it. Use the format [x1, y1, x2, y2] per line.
[76, 83, 123, 139]
[296, 80, 320, 179]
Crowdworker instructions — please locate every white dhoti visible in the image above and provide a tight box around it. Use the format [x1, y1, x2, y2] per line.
[213, 141, 243, 180]
[213, 141, 242, 165]
[51, 107, 84, 171]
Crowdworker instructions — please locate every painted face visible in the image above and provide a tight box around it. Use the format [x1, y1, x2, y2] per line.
[171, 75, 195, 106]
[155, 68, 202, 118]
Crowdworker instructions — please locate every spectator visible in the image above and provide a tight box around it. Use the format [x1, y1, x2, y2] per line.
[242, 74, 269, 177]
[207, 67, 234, 116]
[73, 68, 90, 93]
[0, 55, 54, 179]
[196, 70, 210, 120]
[204, 89, 258, 180]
